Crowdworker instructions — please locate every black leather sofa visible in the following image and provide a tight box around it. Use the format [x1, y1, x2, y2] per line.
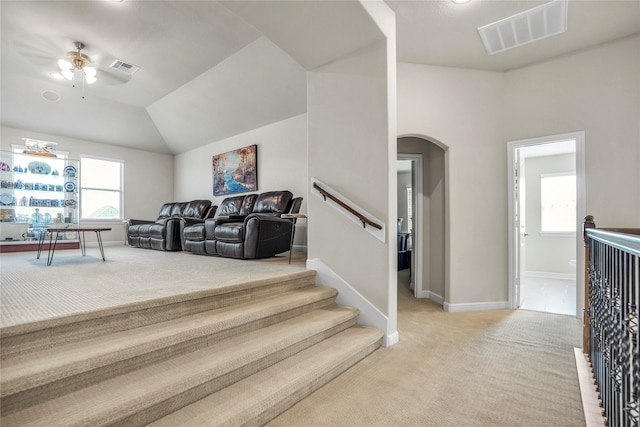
[182, 191, 301, 259]
[126, 200, 215, 251]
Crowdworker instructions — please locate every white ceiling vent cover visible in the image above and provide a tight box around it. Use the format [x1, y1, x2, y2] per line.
[478, 0, 567, 55]
[109, 60, 141, 75]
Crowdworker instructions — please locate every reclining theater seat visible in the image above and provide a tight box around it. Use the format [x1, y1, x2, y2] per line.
[183, 191, 299, 259]
[182, 194, 256, 255]
[126, 200, 213, 251]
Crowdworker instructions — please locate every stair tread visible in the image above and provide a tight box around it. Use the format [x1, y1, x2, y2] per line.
[1, 285, 337, 395]
[150, 326, 384, 427]
[0, 305, 358, 427]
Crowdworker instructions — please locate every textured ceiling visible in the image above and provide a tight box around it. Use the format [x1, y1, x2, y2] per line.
[1, 1, 638, 155]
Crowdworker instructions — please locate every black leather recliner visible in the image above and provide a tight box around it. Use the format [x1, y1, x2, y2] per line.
[183, 191, 300, 259]
[126, 200, 214, 251]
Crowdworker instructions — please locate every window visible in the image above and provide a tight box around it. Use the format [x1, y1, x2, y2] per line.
[540, 172, 576, 234]
[406, 185, 413, 234]
[80, 156, 123, 220]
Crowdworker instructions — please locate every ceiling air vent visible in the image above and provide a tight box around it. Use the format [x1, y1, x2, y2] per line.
[109, 59, 141, 75]
[477, 0, 567, 55]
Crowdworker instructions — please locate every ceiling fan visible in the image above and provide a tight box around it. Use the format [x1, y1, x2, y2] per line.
[58, 41, 97, 85]
[14, 35, 133, 86]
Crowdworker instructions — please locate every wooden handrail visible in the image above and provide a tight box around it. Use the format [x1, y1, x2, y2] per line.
[313, 182, 382, 230]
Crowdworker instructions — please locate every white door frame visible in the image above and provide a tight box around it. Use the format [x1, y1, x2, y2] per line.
[507, 131, 586, 317]
[398, 153, 424, 299]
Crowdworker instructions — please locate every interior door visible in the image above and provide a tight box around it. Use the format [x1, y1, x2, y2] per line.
[513, 149, 522, 308]
[515, 150, 527, 308]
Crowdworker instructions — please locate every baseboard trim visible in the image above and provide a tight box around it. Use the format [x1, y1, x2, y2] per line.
[307, 258, 397, 347]
[524, 271, 577, 281]
[415, 290, 444, 306]
[427, 291, 444, 305]
[443, 300, 510, 313]
[574, 348, 606, 427]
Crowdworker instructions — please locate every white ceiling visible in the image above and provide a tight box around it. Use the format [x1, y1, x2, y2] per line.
[1, 1, 638, 155]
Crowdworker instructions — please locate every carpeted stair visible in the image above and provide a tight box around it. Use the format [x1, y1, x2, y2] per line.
[0, 270, 383, 426]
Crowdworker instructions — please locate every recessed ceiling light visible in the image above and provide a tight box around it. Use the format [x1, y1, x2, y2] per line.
[41, 90, 60, 102]
[49, 72, 64, 80]
[452, 0, 471, 4]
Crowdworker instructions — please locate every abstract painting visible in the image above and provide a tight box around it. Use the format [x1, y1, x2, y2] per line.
[212, 145, 258, 196]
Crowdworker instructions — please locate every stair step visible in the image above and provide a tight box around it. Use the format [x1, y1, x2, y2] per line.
[150, 326, 384, 427]
[0, 305, 359, 427]
[1, 270, 317, 360]
[1, 285, 338, 413]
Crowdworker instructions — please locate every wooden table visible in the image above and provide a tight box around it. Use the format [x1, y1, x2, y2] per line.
[37, 227, 112, 266]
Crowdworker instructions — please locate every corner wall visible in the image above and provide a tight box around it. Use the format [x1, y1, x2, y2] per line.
[173, 114, 308, 247]
[397, 64, 507, 308]
[308, 2, 397, 344]
[397, 35, 639, 312]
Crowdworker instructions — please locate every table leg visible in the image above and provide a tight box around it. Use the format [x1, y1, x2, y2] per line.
[36, 231, 46, 259]
[288, 223, 296, 264]
[96, 231, 106, 261]
[79, 231, 86, 256]
[47, 232, 60, 266]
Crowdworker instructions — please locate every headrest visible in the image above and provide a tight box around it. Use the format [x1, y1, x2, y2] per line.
[217, 195, 246, 216]
[252, 191, 293, 214]
[183, 200, 212, 218]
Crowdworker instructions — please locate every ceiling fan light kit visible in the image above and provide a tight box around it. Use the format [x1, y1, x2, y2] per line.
[57, 41, 98, 88]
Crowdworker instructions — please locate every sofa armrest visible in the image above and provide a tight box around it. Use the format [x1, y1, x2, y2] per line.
[216, 215, 247, 224]
[243, 214, 293, 259]
[181, 217, 208, 227]
[125, 219, 155, 227]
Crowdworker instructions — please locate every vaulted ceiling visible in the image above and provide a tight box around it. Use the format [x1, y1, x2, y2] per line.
[1, 1, 638, 155]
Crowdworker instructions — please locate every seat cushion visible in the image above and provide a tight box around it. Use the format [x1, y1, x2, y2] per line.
[183, 223, 206, 241]
[214, 222, 244, 243]
[138, 223, 153, 238]
[148, 223, 166, 239]
[127, 224, 143, 237]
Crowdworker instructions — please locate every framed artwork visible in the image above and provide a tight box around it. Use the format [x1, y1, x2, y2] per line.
[212, 144, 258, 196]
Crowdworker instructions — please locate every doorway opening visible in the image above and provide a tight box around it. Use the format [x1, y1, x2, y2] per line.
[508, 131, 585, 317]
[398, 136, 447, 305]
[397, 155, 421, 297]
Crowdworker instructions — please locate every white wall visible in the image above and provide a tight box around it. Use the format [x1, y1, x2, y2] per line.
[173, 114, 308, 246]
[1, 126, 174, 245]
[504, 35, 640, 314]
[398, 64, 507, 309]
[308, 2, 397, 343]
[398, 35, 639, 311]
[504, 35, 640, 227]
[524, 153, 576, 275]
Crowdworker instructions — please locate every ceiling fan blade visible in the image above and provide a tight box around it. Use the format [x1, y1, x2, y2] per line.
[14, 35, 69, 65]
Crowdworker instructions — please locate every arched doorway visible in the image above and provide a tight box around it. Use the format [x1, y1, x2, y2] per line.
[398, 136, 447, 305]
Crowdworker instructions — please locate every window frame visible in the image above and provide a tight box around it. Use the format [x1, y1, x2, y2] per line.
[539, 171, 576, 237]
[79, 154, 124, 221]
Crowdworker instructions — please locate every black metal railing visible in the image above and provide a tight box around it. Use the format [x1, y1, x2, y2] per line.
[584, 217, 639, 427]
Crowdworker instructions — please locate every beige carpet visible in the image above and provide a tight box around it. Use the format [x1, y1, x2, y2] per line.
[1, 251, 585, 426]
[0, 246, 307, 328]
[267, 270, 585, 427]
